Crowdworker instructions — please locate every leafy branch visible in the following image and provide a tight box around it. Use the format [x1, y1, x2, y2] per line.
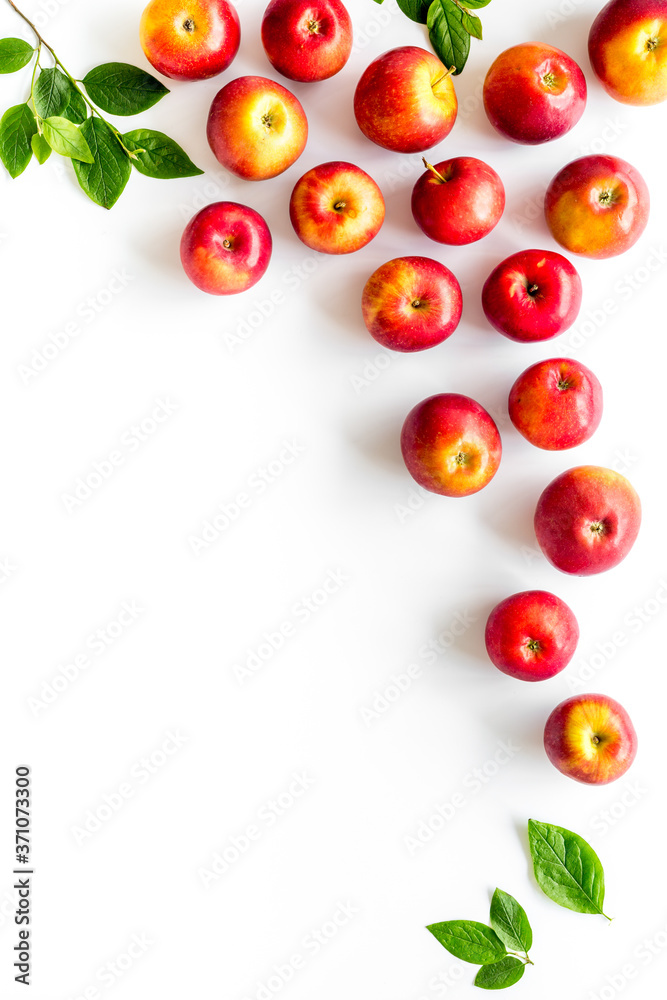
[372, 0, 494, 74]
[0, 0, 202, 208]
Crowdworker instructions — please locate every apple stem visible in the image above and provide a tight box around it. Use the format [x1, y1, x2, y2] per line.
[527, 284, 539, 296]
[422, 158, 447, 184]
[432, 67, 456, 88]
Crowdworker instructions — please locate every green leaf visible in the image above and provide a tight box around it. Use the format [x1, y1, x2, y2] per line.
[0, 37, 34, 74]
[397, 0, 432, 22]
[31, 131, 51, 164]
[461, 8, 483, 38]
[82, 62, 169, 116]
[42, 116, 93, 162]
[62, 88, 87, 125]
[34, 67, 71, 118]
[528, 819, 610, 918]
[489, 890, 532, 954]
[427, 921, 507, 965]
[427, 0, 471, 75]
[122, 129, 203, 179]
[72, 117, 131, 209]
[458, 0, 493, 7]
[475, 957, 525, 990]
[0, 103, 37, 177]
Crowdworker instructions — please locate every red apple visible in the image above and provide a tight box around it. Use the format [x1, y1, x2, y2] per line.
[289, 161, 385, 254]
[481, 249, 582, 343]
[180, 201, 272, 294]
[485, 590, 579, 682]
[534, 465, 641, 575]
[207, 76, 308, 181]
[589, 0, 667, 106]
[361, 257, 462, 353]
[140, 0, 240, 81]
[353, 46, 457, 153]
[261, 0, 352, 82]
[544, 693, 638, 784]
[401, 393, 502, 498]
[411, 157, 505, 245]
[509, 358, 603, 450]
[483, 42, 587, 144]
[545, 155, 650, 259]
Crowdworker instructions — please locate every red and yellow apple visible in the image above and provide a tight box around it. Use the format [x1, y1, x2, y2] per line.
[180, 201, 272, 294]
[589, 0, 667, 105]
[485, 590, 579, 682]
[483, 42, 587, 144]
[411, 157, 505, 245]
[400, 393, 502, 497]
[361, 256, 462, 353]
[207, 76, 308, 181]
[545, 154, 650, 259]
[544, 693, 638, 784]
[481, 249, 582, 343]
[509, 358, 603, 450]
[289, 161, 385, 254]
[353, 46, 457, 153]
[140, 0, 240, 80]
[261, 0, 352, 82]
[534, 465, 641, 575]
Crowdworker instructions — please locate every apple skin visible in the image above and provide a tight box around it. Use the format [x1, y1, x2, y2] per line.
[353, 46, 457, 154]
[589, 0, 667, 106]
[481, 249, 582, 343]
[401, 393, 502, 498]
[361, 257, 462, 353]
[545, 155, 650, 259]
[180, 201, 272, 295]
[544, 693, 638, 784]
[509, 358, 603, 451]
[261, 0, 352, 82]
[207, 76, 308, 181]
[485, 590, 579, 682]
[140, 0, 240, 81]
[534, 465, 641, 575]
[483, 42, 587, 144]
[411, 157, 505, 246]
[289, 161, 385, 254]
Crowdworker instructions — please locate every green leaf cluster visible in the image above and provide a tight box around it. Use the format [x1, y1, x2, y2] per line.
[425, 821, 611, 991]
[374, 0, 494, 73]
[427, 890, 533, 991]
[0, 34, 202, 208]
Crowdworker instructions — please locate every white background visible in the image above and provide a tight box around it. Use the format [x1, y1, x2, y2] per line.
[1, 0, 666, 998]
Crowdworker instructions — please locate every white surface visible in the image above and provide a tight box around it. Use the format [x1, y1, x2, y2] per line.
[1, 0, 666, 998]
